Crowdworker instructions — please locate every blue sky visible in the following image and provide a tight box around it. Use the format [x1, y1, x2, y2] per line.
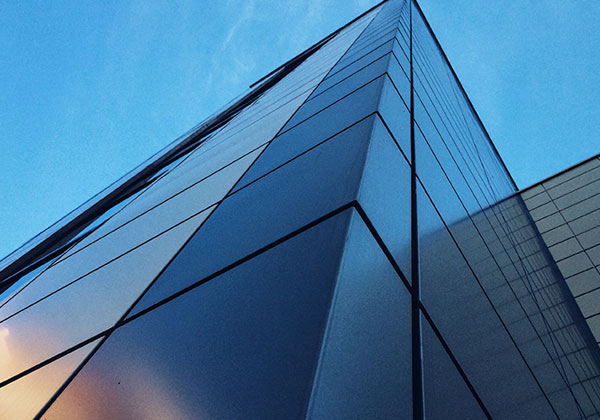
[1, 0, 598, 259]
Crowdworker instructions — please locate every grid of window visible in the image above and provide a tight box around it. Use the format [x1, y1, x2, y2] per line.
[523, 156, 600, 349]
[1, 1, 599, 419]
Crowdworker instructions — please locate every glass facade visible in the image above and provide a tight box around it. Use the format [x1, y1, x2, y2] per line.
[1, 1, 600, 418]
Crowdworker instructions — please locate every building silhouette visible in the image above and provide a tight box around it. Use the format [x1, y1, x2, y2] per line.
[1, 0, 600, 418]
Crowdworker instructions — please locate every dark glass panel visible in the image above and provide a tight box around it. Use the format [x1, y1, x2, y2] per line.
[357, 115, 411, 279]
[331, 27, 398, 74]
[307, 212, 411, 419]
[422, 316, 488, 420]
[378, 74, 410, 157]
[235, 114, 377, 192]
[130, 111, 375, 317]
[282, 72, 385, 133]
[391, 32, 410, 78]
[312, 37, 397, 97]
[42, 210, 353, 420]
[288, 54, 393, 126]
[417, 184, 559, 419]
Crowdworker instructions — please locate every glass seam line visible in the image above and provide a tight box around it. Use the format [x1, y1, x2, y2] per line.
[409, 2, 425, 419]
[418, 303, 492, 419]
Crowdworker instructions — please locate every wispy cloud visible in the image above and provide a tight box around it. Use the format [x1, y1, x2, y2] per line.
[219, 0, 257, 52]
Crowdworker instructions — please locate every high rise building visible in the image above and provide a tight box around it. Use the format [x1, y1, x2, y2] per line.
[1, 0, 599, 418]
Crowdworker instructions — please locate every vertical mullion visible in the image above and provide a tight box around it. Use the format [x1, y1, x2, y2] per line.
[409, 0, 424, 419]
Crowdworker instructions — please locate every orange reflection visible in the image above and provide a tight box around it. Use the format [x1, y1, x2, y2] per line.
[44, 356, 196, 419]
[0, 332, 95, 420]
[0, 328, 195, 420]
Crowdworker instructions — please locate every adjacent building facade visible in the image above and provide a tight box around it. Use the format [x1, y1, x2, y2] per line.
[523, 155, 600, 351]
[1, 1, 599, 418]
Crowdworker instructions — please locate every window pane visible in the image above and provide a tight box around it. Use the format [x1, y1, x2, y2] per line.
[42, 210, 354, 420]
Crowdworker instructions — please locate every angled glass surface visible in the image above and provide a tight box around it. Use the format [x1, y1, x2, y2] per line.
[417, 183, 559, 419]
[357, 115, 411, 279]
[0, 210, 210, 384]
[234, 107, 378, 192]
[0, 147, 264, 320]
[421, 315, 488, 420]
[289, 53, 393, 126]
[130, 112, 376, 317]
[306, 212, 411, 419]
[278, 74, 386, 138]
[42, 210, 354, 420]
[0, 338, 99, 420]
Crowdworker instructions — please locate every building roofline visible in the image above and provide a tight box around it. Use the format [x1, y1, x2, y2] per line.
[249, 0, 388, 89]
[412, 0, 518, 191]
[519, 152, 600, 194]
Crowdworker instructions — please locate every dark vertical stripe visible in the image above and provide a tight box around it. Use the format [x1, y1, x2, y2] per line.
[409, 0, 424, 419]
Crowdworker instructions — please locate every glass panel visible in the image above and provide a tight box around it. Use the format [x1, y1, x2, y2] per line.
[130, 112, 376, 317]
[42, 210, 354, 420]
[0, 147, 264, 320]
[290, 54, 393, 125]
[524, 191, 552, 210]
[0, 258, 54, 307]
[279, 74, 386, 136]
[544, 159, 600, 190]
[235, 110, 377, 193]
[307, 212, 411, 419]
[357, 115, 411, 279]
[378, 73, 410, 157]
[422, 316, 488, 419]
[567, 269, 600, 297]
[539, 224, 573, 247]
[417, 184, 559, 418]
[313, 36, 397, 96]
[0, 338, 99, 420]
[0, 209, 210, 384]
